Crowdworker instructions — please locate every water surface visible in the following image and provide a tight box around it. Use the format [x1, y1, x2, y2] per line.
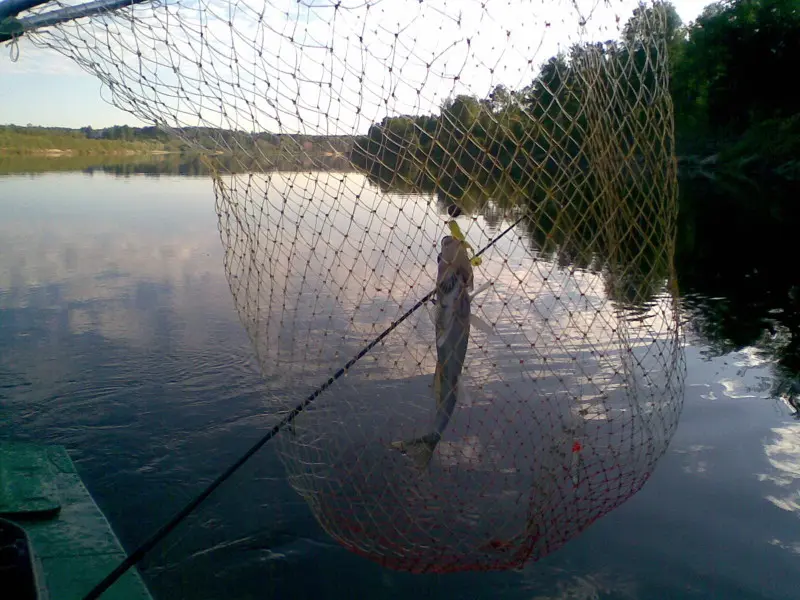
[1, 166, 798, 599]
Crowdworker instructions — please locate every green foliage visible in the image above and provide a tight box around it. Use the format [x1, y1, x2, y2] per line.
[671, 0, 800, 145]
[352, 0, 800, 211]
[718, 114, 800, 179]
[0, 124, 176, 155]
[351, 3, 679, 203]
[350, 23, 676, 306]
[349, 0, 800, 309]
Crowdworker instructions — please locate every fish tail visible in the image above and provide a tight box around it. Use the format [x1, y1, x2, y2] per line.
[390, 433, 440, 470]
[388, 367, 445, 470]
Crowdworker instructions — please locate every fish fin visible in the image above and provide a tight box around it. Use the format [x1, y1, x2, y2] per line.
[469, 280, 493, 300]
[425, 300, 437, 327]
[404, 441, 437, 470]
[470, 313, 495, 336]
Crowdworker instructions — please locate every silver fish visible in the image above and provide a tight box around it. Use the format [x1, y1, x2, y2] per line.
[392, 235, 492, 469]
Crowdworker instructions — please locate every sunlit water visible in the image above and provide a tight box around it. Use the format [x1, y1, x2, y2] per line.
[1, 170, 798, 599]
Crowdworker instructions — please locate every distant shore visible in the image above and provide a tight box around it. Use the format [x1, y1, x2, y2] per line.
[0, 125, 177, 156]
[0, 124, 354, 158]
[0, 147, 183, 157]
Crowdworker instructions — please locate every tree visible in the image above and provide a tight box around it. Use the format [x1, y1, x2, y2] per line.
[672, 0, 800, 137]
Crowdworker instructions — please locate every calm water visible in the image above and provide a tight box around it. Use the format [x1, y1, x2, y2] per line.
[1, 168, 799, 599]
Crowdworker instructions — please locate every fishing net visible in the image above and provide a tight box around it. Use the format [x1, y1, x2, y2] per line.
[18, 0, 685, 573]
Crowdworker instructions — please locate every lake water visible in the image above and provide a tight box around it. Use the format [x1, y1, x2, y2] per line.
[1, 166, 799, 599]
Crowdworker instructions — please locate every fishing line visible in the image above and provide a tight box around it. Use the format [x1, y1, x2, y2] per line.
[81, 214, 526, 600]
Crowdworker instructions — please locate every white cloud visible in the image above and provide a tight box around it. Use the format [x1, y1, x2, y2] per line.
[0, 173, 226, 349]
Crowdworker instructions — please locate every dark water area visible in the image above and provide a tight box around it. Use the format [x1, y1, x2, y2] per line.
[1, 164, 799, 599]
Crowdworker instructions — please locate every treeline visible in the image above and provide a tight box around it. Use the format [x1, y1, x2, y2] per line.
[160, 127, 352, 156]
[0, 124, 177, 155]
[1, 124, 354, 157]
[350, 2, 677, 206]
[671, 0, 800, 178]
[351, 0, 800, 189]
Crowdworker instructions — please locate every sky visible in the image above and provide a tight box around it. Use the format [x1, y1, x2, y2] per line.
[0, 0, 707, 130]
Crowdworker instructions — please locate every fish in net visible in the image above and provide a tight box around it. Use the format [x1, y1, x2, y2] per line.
[8, 0, 686, 573]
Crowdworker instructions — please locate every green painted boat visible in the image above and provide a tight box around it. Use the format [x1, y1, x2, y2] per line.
[0, 442, 153, 600]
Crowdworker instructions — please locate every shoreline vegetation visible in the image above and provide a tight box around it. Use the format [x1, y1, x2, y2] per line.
[348, 0, 799, 191]
[0, 124, 351, 158]
[0, 124, 354, 174]
[3, 1, 798, 185]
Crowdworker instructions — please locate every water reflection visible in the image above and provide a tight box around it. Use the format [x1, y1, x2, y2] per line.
[0, 172, 270, 490]
[676, 176, 800, 414]
[0, 151, 353, 177]
[761, 423, 800, 514]
[363, 166, 800, 410]
[0, 175, 228, 349]
[362, 163, 677, 312]
[1, 164, 799, 599]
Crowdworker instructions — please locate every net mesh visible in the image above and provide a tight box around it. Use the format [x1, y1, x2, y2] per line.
[22, 0, 685, 573]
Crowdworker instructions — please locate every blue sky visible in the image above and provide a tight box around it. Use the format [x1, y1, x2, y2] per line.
[1, 1, 705, 129]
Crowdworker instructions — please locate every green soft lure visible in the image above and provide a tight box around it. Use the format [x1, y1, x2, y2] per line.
[447, 220, 482, 266]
